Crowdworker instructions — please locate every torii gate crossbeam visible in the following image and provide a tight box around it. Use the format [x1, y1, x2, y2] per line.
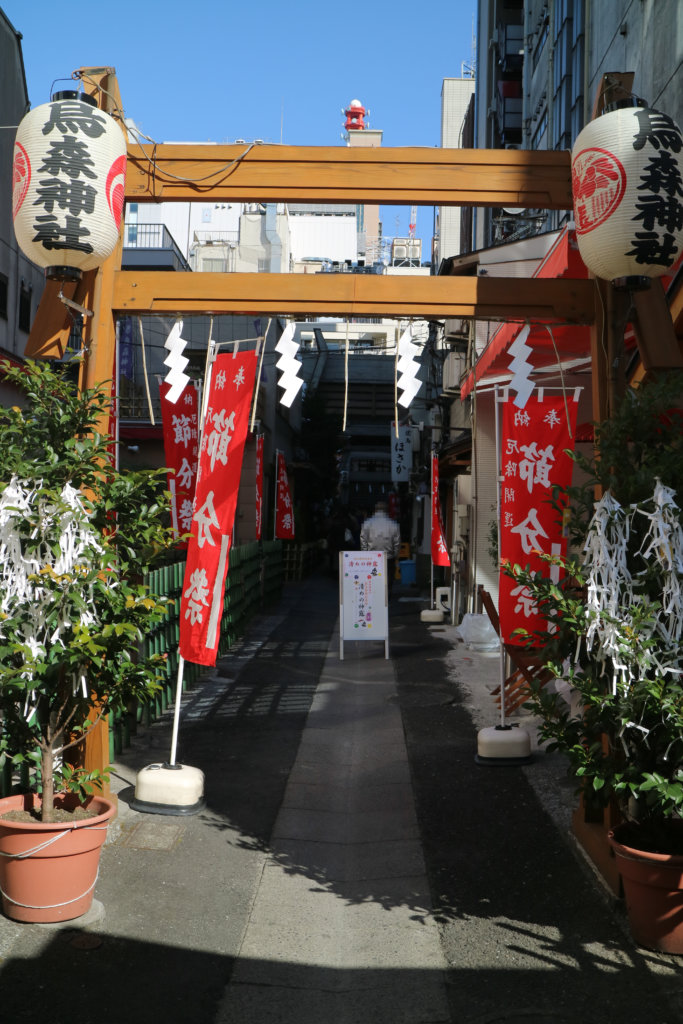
[112, 270, 595, 323]
[125, 143, 573, 210]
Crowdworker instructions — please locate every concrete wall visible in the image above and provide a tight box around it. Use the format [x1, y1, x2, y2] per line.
[288, 213, 357, 264]
[586, 0, 682, 118]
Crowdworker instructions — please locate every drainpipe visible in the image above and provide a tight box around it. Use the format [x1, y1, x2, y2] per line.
[264, 204, 282, 274]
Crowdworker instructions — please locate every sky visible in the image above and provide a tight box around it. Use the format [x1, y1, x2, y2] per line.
[2, 0, 477, 249]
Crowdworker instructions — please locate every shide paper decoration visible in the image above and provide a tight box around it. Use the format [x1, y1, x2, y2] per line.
[12, 91, 127, 282]
[583, 481, 683, 698]
[274, 322, 304, 407]
[506, 325, 535, 409]
[571, 101, 683, 285]
[0, 479, 101, 712]
[396, 326, 422, 408]
[163, 320, 191, 405]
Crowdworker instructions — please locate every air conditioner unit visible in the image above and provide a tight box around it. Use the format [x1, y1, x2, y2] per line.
[441, 351, 466, 393]
[456, 504, 470, 535]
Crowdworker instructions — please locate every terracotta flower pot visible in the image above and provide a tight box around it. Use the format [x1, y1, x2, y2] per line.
[0, 792, 115, 923]
[609, 823, 683, 954]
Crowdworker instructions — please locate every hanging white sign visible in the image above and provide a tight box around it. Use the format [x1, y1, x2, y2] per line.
[391, 424, 413, 483]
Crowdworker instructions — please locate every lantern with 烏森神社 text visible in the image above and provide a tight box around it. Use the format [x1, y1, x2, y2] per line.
[571, 99, 683, 289]
[12, 90, 126, 283]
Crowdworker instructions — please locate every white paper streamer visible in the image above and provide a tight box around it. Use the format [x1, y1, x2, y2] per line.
[0, 479, 104, 705]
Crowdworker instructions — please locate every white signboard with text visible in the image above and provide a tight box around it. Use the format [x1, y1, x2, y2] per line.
[391, 425, 412, 483]
[339, 550, 389, 660]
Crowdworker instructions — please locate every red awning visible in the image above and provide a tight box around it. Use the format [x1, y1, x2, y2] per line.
[460, 227, 591, 399]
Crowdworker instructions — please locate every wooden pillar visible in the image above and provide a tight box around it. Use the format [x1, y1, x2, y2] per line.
[77, 69, 127, 794]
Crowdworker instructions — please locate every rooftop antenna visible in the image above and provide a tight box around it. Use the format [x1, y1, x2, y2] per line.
[462, 15, 477, 78]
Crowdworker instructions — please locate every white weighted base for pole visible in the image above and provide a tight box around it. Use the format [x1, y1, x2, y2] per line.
[475, 724, 533, 766]
[131, 762, 205, 815]
[420, 608, 444, 623]
[131, 654, 205, 814]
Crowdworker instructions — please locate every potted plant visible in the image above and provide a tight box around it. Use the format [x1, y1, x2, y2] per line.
[506, 373, 683, 952]
[0, 359, 173, 922]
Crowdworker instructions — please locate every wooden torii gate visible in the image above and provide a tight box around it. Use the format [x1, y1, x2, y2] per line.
[23, 67, 680, 782]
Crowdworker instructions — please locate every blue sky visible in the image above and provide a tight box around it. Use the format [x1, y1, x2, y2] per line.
[3, 0, 477, 246]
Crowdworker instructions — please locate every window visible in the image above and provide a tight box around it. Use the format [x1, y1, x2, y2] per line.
[0, 273, 7, 320]
[18, 281, 32, 333]
[532, 109, 548, 149]
[533, 17, 549, 70]
[202, 258, 227, 273]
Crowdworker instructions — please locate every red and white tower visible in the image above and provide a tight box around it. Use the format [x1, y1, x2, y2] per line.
[342, 99, 383, 262]
[344, 99, 366, 132]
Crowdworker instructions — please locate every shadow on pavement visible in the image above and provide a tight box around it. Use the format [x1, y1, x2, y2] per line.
[1, 575, 682, 1023]
[0, 927, 677, 1024]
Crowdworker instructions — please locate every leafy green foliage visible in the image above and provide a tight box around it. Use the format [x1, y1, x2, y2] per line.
[505, 373, 683, 843]
[0, 360, 175, 821]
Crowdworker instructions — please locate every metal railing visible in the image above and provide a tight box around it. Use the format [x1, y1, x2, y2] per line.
[123, 223, 191, 270]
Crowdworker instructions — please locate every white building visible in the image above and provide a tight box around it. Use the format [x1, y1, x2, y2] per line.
[435, 77, 476, 267]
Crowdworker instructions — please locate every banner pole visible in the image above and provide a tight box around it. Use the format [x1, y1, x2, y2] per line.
[274, 449, 279, 540]
[430, 450, 435, 608]
[475, 383, 532, 766]
[493, 384, 506, 728]
[168, 655, 185, 766]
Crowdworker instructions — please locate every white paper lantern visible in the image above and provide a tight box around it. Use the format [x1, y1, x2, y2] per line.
[12, 90, 127, 282]
[571, 100, 683, 285]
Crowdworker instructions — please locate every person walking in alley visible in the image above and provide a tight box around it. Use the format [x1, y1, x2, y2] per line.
[360, 500, 401, 594]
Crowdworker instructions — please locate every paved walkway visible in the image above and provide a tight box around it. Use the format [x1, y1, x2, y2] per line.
[217, 627, 449, 1022]
[1, 572, 683, 1024]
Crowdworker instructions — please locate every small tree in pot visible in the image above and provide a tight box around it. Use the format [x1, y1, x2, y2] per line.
[506, 374, 683, 854]
[0, 359, 173, 823]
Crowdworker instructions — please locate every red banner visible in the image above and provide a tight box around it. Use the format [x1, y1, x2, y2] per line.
[275, 452, 295, 539]
[255, 434, 264, 541]
[160, 380, 199, 547]
[499, 394, 578, 646]
[179, 350, 258, 666]
[431, 453, 450, 566]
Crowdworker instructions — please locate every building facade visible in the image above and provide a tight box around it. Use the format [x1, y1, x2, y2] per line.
[440, 0, 683, 613]
[0, 9, 45, 398]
